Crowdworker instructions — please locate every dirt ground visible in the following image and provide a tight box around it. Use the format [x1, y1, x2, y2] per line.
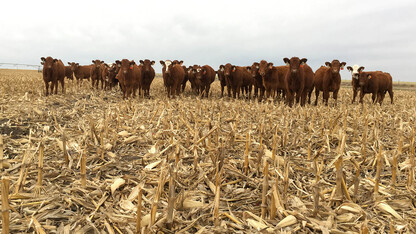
[0, 69, 415, 233]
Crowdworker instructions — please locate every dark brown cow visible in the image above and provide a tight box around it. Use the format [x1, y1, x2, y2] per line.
[217, 65, 231, 97]
[41, 57, 65, 95]
[64, 66, 74, 80]
[181, 65, 189, 93]
[160, 60, 185, 98]
[302, 64, 315, 104]
[115, 59, 141, 99]
[283, 57, 309, 107]
[101, 63, 111, 90]
[220, 64, 254, 99]
[358, 71, 393, 105]
[247, 62, 264, 100]
[91, 59, 104, 89]
[68, 62, 92, 85]
[139, 59, 155, 97]
[347, 65, 365, 103]
[191, 65, 216, 98]
[314, 60, 346, 105]
[187, 65, 200, 94]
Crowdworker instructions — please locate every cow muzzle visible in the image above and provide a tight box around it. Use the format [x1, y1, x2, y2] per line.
[123, 70, 128, 75]
[291, 69, 297, 74]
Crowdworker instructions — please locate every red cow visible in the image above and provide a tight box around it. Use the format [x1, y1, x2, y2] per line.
[115, 59, 141, 99]
[347, 64, 365, 103]
[314, 60, 346, 105]
[91, 59, 104, 89]
[302, 64, 314, 104]
[188, 65, 200, 94]
[358, 71, 393, 105]
[101, 63, 111, 90]
[220, 64, 254, 99]
[181, 65, 189, 93]
[217, 65, 231, 97]
[64, 66, 74, 80]
[139, 59, 155, 97]
[68, 62, 92, 85]
[191, 65, 216, 98]
[283, 57, 309, 107]
[160, 60, 185, 98]
[41, 56, 65, 95]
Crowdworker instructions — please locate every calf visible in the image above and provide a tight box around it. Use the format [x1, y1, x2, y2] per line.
[91, 59, 104, 89]
[358, 71, 393, 105]
[68, 62, 92, 85]
[115, 59, 141, 99]
[192, 65, 216, 98]
[283, 57, 308, 107]
[160, 60, 185, 98]
[139, 59, 155, 97]
[64, 66, 74, 80]
[220, 63, 254, 99]
[347, 64, 364, 103]
[41, 56, 65, 95]
[314, 60, 346, 105]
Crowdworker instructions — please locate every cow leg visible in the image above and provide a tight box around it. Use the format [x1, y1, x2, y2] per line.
[359, 90, 365, 104]
[323, 90, 330, 106]
[259, 88, 265, 102]
[206, 85, 210, 98]
[388, 89, 394, 104]
[287, 91, 294, 107]
[352, 88, 357, 104]
[248, 85, 252, 100]
[45, 81, 49, 96]
[333, 90, 339, 106]
[220, 85, 224, 98]
[54, 80, 58, 94]
[61, 79, 65, 94]
[371, 93, 376, 104]
[314, 89, 319, 105]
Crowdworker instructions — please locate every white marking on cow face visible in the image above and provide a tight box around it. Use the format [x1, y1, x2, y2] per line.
[220, 67, 224, 72]
[351, 64, 360, 79]
[197, 68, 201, 72]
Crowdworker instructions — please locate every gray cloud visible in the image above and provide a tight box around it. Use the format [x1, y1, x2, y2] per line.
[1, 0, 415, 81]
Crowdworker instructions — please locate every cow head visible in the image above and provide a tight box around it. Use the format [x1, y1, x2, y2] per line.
[325, 60, 346, 74]
[221, 63, 235, 77]
[68, 62, 80, 72]
[347, 64, 365, 80]
[248, 62, 260, 78]
[116, 59, 135, 75]
[358, 72, 372, 87]
[92, 59, 103, 69]
[283, 57, 307, 75]
[193, 66, 206, 81]
[160, 60, 173, 75]
[258, 60, 273, 77]
[172, 60, 184, 66]
[140, 59, 155, 72]
[41, 57, 57, 69]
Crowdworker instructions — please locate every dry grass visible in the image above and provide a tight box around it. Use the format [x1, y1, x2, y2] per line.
[1, 69, 416, 233]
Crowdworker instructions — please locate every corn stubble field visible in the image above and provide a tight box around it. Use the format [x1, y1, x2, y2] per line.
[0, 69, 416, 233]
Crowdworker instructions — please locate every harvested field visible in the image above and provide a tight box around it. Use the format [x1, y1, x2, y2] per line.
[1, 69, 416, 233]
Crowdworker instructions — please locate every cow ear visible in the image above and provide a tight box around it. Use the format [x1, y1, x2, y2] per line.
[246, 66, 251, 71]
[232, 66, 236, 72]
[101, 61, 104, 64]
[68, 62, 71, 65]
[151, 61, 155, 65]
[203, 69, 206, 75]
[367, 74, 372, 79]
[340, 62, 346, 70]
[53, 59, 58, 63]
[325, 62, 331, 67]
[76, 63, 79, 66]
[346, 66, 353, 72]
[160, 60, 165, 65]
[300, 58, 307, 65]
[219, 65, 224, 69]
[283, 58, 290, 66]
[139, 60, 144, 65]
[268, 63, 273, 69]
[179, 60, 184, 66]
[130, 60, 136, 66]
[92, 60, 95, 64]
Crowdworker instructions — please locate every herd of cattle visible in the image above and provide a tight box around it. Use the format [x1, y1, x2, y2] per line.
[40, 56, 394, 106]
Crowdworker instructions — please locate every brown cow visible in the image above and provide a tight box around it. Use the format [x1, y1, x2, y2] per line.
[188, 65, 200, 94]
[101, 63, 111, 90]
[64, 66, 74, 80]
[217, 65, 231, 97]
[181, 65, 189, 93]
[220, 64, 254, 99]
[191, 65, 216, 98]
[314, 60, 346, 105]
[115, 59, 141, 99]
[68, 62, 92, 85]
[41, 57, 65, 95]
[139, 59, 155, 97]
[283, 57, 309, 107]
[247, 62, 264, 100]
[302, 63, 314, 104]
[358, 71, 393, 105]
[347, 64, 365, 103]
[160, 60, 185, 98]
[91, 59, 104, 89]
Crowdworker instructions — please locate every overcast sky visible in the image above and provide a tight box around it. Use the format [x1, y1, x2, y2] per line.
[1, 0, 415, 81]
